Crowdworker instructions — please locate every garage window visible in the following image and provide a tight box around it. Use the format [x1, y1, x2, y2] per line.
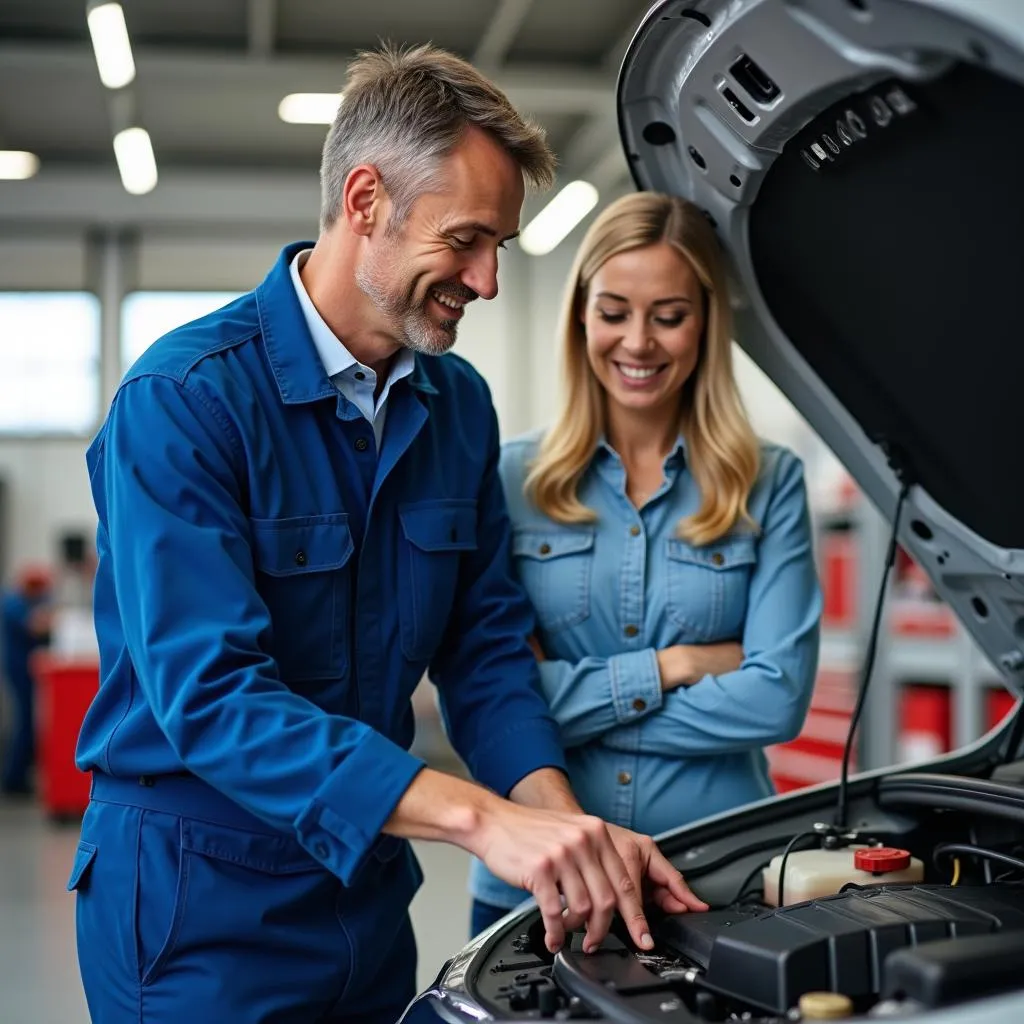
[0, 292, 102, 436]
[121, 291, 242, 374]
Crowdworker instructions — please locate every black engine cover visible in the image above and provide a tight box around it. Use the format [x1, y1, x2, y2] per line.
[657, 885, 1024, 1015]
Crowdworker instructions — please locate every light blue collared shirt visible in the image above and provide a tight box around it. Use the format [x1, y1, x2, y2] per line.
[470, 432, 823, 908]
[289, 249, 414, 451]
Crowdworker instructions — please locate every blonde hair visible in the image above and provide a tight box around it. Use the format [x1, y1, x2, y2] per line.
[525, 192, 760, 546]
[320, 42, 556, 232]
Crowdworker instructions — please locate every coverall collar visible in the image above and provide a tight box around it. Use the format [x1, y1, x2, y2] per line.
[256, 241, 438, 407]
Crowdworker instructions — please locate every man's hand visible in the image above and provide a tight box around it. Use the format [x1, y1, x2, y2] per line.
[606, 823, 708, 920]
[468, 798, 654, 955]
[656, 642, 743, 691]
[384, 769, 707, 957]
[385, 769, 638, 953]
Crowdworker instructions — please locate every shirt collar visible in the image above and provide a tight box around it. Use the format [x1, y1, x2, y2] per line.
[595, 432, 688, 467]
[288, 248, 415, 391]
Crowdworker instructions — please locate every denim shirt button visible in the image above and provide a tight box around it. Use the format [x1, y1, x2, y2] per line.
[711, 552, 725, 566]
[632, 698, 647, 712]
[617, 771, 632, 785]
[624, 624, 638, 638]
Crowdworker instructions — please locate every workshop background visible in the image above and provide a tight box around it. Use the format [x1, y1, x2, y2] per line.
[0, 2, 1011, 1021]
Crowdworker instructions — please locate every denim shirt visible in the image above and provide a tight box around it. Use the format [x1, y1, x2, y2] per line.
[77, 242, 566, 891]
[469, 432, 822, 908]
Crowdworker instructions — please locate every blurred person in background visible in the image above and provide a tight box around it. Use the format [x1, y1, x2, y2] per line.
[1, 565, 53, 796]
[469, 192, 823, 933]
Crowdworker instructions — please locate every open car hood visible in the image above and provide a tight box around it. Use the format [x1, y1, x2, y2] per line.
[617, 0, 1024, 696]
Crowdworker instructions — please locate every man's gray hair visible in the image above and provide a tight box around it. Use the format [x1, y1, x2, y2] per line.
[319, 42, 556, 233]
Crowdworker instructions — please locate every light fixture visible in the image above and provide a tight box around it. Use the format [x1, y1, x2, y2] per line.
[278, 93, 344, 125]
[519, 180, 599, 256]
[113, 127, 158, 195]
[0, 151, 40, 180]
[87, 2, 136, 90]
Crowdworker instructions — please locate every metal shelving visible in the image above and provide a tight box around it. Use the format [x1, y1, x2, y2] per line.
[768, 479, 1018, 793]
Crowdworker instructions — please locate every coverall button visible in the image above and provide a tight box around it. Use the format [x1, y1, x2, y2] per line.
[624, 624, 639, 638]
[711, 552, 725, 566]
[314, 841, 329, 860]
[632, 698, 647, 712]
[618, 771, 632, 786]
[629, 525, 641, 537]
[354, 437, 370, 452]
[538, 543, 551, 555]
[294, 550, 307, 567]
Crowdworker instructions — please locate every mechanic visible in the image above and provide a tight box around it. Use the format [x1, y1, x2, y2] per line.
[1, 565, 52, 796]
[68, 43, 705, 1024]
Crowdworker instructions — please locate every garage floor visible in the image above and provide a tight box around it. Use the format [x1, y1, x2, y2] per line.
[0, 796, 473, 1024]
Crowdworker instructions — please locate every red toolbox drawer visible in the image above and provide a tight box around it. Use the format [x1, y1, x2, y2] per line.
[32, 653, 98, 820]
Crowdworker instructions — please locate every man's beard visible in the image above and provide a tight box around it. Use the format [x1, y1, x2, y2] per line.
[355, 239, 471, 357]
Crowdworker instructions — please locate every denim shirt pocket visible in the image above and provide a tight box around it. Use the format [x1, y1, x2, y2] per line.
[665, 532, 757, 641]
[512, 528, 595, 634]
[250, 514, 355, 682]
[397, 499, 478, 662]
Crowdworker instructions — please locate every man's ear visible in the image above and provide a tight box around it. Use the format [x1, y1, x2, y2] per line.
[342, 165, 385, 238]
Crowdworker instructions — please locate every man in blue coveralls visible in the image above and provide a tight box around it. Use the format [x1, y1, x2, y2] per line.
[69, 43, 705, 1024]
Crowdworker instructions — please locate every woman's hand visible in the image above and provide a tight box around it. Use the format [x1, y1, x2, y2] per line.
[656, 642, 743, 691]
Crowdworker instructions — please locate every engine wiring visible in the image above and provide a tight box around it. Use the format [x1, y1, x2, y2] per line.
[834, 479, 910, 831]
[933, 843, 1024, 879]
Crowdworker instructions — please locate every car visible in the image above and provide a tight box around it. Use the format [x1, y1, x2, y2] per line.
[400, 0, 1024, 1021]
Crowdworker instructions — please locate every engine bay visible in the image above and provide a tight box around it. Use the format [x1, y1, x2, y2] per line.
[464, 766, 1024, 1022]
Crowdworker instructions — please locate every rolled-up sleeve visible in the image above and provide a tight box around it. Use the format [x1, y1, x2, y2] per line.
[428, 402, 566, 796]
[601, 452, 822, 757]
[98, 374, 423, 885]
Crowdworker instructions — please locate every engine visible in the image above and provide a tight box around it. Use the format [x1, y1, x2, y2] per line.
[655, 883, 1024, 1017]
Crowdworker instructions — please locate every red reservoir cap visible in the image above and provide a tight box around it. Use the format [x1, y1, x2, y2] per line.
[854, 847, 912, 873]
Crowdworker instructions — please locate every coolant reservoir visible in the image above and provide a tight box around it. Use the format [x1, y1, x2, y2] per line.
[762, 846, 924, 907]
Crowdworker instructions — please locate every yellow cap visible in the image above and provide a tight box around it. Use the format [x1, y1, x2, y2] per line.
[799, 992, 854, 1019]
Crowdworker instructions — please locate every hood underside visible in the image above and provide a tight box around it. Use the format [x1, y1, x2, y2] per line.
[618, 0, 1024, 692]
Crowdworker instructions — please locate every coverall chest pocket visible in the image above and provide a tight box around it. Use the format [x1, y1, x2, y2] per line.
[665, 533, 757, 641]
[251, 514, 354, 682]
[397, 500, 478, 662]
[512, 529, 595, 634]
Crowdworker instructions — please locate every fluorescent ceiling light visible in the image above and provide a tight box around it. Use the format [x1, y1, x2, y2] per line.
[113, 127, 158, 195]
[0, 151, 40, 180]
[87, 2, 136, 89]
[278, 93, 344, 125]
[519, 181, 599, 256]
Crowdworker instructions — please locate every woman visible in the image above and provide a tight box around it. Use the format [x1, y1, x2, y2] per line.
[469, 192, 822, 935]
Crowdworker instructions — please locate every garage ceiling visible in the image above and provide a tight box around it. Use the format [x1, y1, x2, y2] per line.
[0, 0, 648, 194]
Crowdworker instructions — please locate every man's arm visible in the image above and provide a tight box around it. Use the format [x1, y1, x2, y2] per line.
[383, 765, 704, 954]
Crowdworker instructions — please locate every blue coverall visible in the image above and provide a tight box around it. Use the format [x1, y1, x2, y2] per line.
[69, 241, 566, 1023]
